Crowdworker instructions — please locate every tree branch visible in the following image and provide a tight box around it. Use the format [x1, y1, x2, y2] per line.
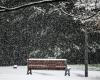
[0, 5, 8, 9]
[81, 10, 100, 21]
[82, 13, 97, 20]
[0, 0, 63, 12]
[60, 8, 74, 16]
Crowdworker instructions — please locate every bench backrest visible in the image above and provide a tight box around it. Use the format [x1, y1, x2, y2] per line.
[27, 58, 67, 70]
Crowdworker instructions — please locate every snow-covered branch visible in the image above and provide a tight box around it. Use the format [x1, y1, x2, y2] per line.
[74, 0, 100, 21]
[60, 8, 74, 16]
[0, 5, 9, 9]
[0, 0, 57, 12]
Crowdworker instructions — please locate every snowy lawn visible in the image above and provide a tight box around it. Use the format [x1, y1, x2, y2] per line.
[0, 65, 100, 80]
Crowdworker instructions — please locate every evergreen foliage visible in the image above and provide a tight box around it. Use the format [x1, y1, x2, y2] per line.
[0, 0, 100, 65]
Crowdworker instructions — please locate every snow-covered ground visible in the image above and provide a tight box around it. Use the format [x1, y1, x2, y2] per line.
[0, 65, 100, 80]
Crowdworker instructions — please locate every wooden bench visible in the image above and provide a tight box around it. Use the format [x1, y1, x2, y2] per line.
[27, 58, 71, 76]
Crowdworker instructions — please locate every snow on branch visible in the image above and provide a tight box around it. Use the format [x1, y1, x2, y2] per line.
[74, 0, 100, 21]
[81, 12, 99, 20]
[0, 5, 8, 9]
[60, 8, 74, 16]
[0, 0, 61, 12]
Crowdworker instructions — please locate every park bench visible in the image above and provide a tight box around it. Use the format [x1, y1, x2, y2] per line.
[27, 58, 71, 76]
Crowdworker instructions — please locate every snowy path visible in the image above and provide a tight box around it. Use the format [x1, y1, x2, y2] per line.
[0, 65, 100, 80]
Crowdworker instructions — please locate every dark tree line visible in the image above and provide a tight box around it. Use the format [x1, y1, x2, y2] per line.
[0, 0, 100, 66]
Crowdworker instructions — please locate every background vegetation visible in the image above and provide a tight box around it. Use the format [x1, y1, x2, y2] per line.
[0, 0, 100, 66]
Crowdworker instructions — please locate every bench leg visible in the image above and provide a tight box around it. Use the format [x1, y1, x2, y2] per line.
[27, 69, 32, 75]
[65, 70, 67, 76]
[27, 69, 29, 74]
[65, 69, 70, 76]
[30, 69, 32, 74]
[68, 69, 70, 76]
